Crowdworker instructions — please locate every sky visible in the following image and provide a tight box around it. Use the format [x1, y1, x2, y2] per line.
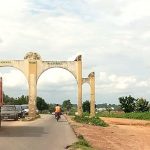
[0, 0, 150, 104]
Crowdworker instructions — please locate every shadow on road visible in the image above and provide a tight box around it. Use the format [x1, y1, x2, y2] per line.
[0, 126, 48, 137]
[57, 120, 68, 122]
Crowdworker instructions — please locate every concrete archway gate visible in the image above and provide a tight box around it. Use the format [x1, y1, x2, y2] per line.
[0, 52, 95, 118]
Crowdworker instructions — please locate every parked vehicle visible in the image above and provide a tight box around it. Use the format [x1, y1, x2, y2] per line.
[1, 105, 18, 121]
[21, 104, 39, 115]
[21, 104, 29, 115]
[15, 105, 25, 118]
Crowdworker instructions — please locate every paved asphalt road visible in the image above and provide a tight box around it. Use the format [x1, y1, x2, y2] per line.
[0, 114, 77, 150]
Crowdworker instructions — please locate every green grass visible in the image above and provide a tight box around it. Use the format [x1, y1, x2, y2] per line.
[73, 115, 108, 127]
[68, 135, 95, 150]
[96, 112, 150, 120]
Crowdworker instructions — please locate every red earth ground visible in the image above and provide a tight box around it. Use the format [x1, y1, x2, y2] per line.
[65, 115, 150, 150]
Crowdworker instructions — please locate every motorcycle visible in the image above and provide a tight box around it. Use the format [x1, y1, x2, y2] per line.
[55, 112, 61, 121]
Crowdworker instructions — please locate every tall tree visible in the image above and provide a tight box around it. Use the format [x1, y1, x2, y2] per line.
[135, 98, 149, 112]
[119, 95, 135, 113]
[36, 97, 49, 112]
[3, 93, 29, 105]
[62, 99, 72, 112]
[106, 104, 112, 114]
[48, 103, 55, 113]
[82, 100, 90, 113]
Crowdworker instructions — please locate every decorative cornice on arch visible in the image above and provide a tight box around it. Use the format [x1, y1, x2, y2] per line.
[24, 52, 41, 60]
[74, 55, 82, 61]
[88, 72, 95, 78]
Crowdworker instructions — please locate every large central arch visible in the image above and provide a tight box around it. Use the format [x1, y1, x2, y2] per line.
[0, 52, 95, 118]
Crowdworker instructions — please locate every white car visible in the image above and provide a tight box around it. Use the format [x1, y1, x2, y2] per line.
[21, 104, 39, 115]
[21, 104, 29, 115]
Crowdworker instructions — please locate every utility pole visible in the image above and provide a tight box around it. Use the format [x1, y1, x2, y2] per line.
[0, 77, 3, 128]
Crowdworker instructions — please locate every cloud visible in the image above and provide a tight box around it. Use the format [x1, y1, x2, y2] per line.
[0, 38, 3, 44]
[136, 81, 149, 87]
[98, 72, 137, 92]
[0, 0, 150, 103]
[0, 69, 27, 88]
[119, 0, 150, 25]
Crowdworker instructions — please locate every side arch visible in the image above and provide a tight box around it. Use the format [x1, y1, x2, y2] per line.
[0, 66, 29, 99]
[37, 66, 77, 83]
[37, 67, 77, 104]
[37, 61, 77, 82]
[0, 60, 28, 80]
[0, 66, 28, 86]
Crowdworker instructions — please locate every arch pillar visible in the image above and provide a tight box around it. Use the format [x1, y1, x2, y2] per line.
[89, 72, 95, 117]
[75, 55, 83, 116]
[82, 72, 95, 117]
[28, 60, 37, 118]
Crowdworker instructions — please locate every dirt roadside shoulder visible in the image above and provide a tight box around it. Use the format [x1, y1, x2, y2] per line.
[100, 117, 150, 126]
[65, 115, 150, 150]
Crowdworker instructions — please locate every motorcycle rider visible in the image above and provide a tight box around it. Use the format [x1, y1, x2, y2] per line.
[55, 104, 61, 119]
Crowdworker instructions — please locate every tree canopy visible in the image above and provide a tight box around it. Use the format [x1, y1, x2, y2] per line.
[62, 99, 72, 112]
[36, 97, 49, 111]
[135, 98, 149, 112]
[119, 95, 136, 113]
[119, 95, 150, 113]
[3, 93, 28, 105]
[82, 100, 90, 113]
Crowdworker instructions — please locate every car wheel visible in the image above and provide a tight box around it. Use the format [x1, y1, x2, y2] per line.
[14, 116, 18, 121]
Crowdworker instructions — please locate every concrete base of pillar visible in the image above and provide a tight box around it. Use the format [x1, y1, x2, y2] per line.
[28, 112, 36, 118]
[90, 113, 95, 117]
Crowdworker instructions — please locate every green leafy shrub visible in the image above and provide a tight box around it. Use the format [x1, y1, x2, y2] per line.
[83, 112, 90, 116]
[74, 115, 89, 124]
[74, 115, 108, 127]
[90, 117, 108, 126]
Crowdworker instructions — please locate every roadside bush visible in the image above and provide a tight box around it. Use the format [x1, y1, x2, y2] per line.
[68, 108, 76, 116]
[74, 115, 108, 127]
[74, 115, 89, 124]
[83, 112, 90, 116]
[90, 117, 108, 126]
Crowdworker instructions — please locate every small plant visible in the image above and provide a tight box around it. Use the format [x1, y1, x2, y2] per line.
[68, 134, 94, 150]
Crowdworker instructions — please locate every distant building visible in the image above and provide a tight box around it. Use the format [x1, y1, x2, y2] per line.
[96, 108, 106, 112]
